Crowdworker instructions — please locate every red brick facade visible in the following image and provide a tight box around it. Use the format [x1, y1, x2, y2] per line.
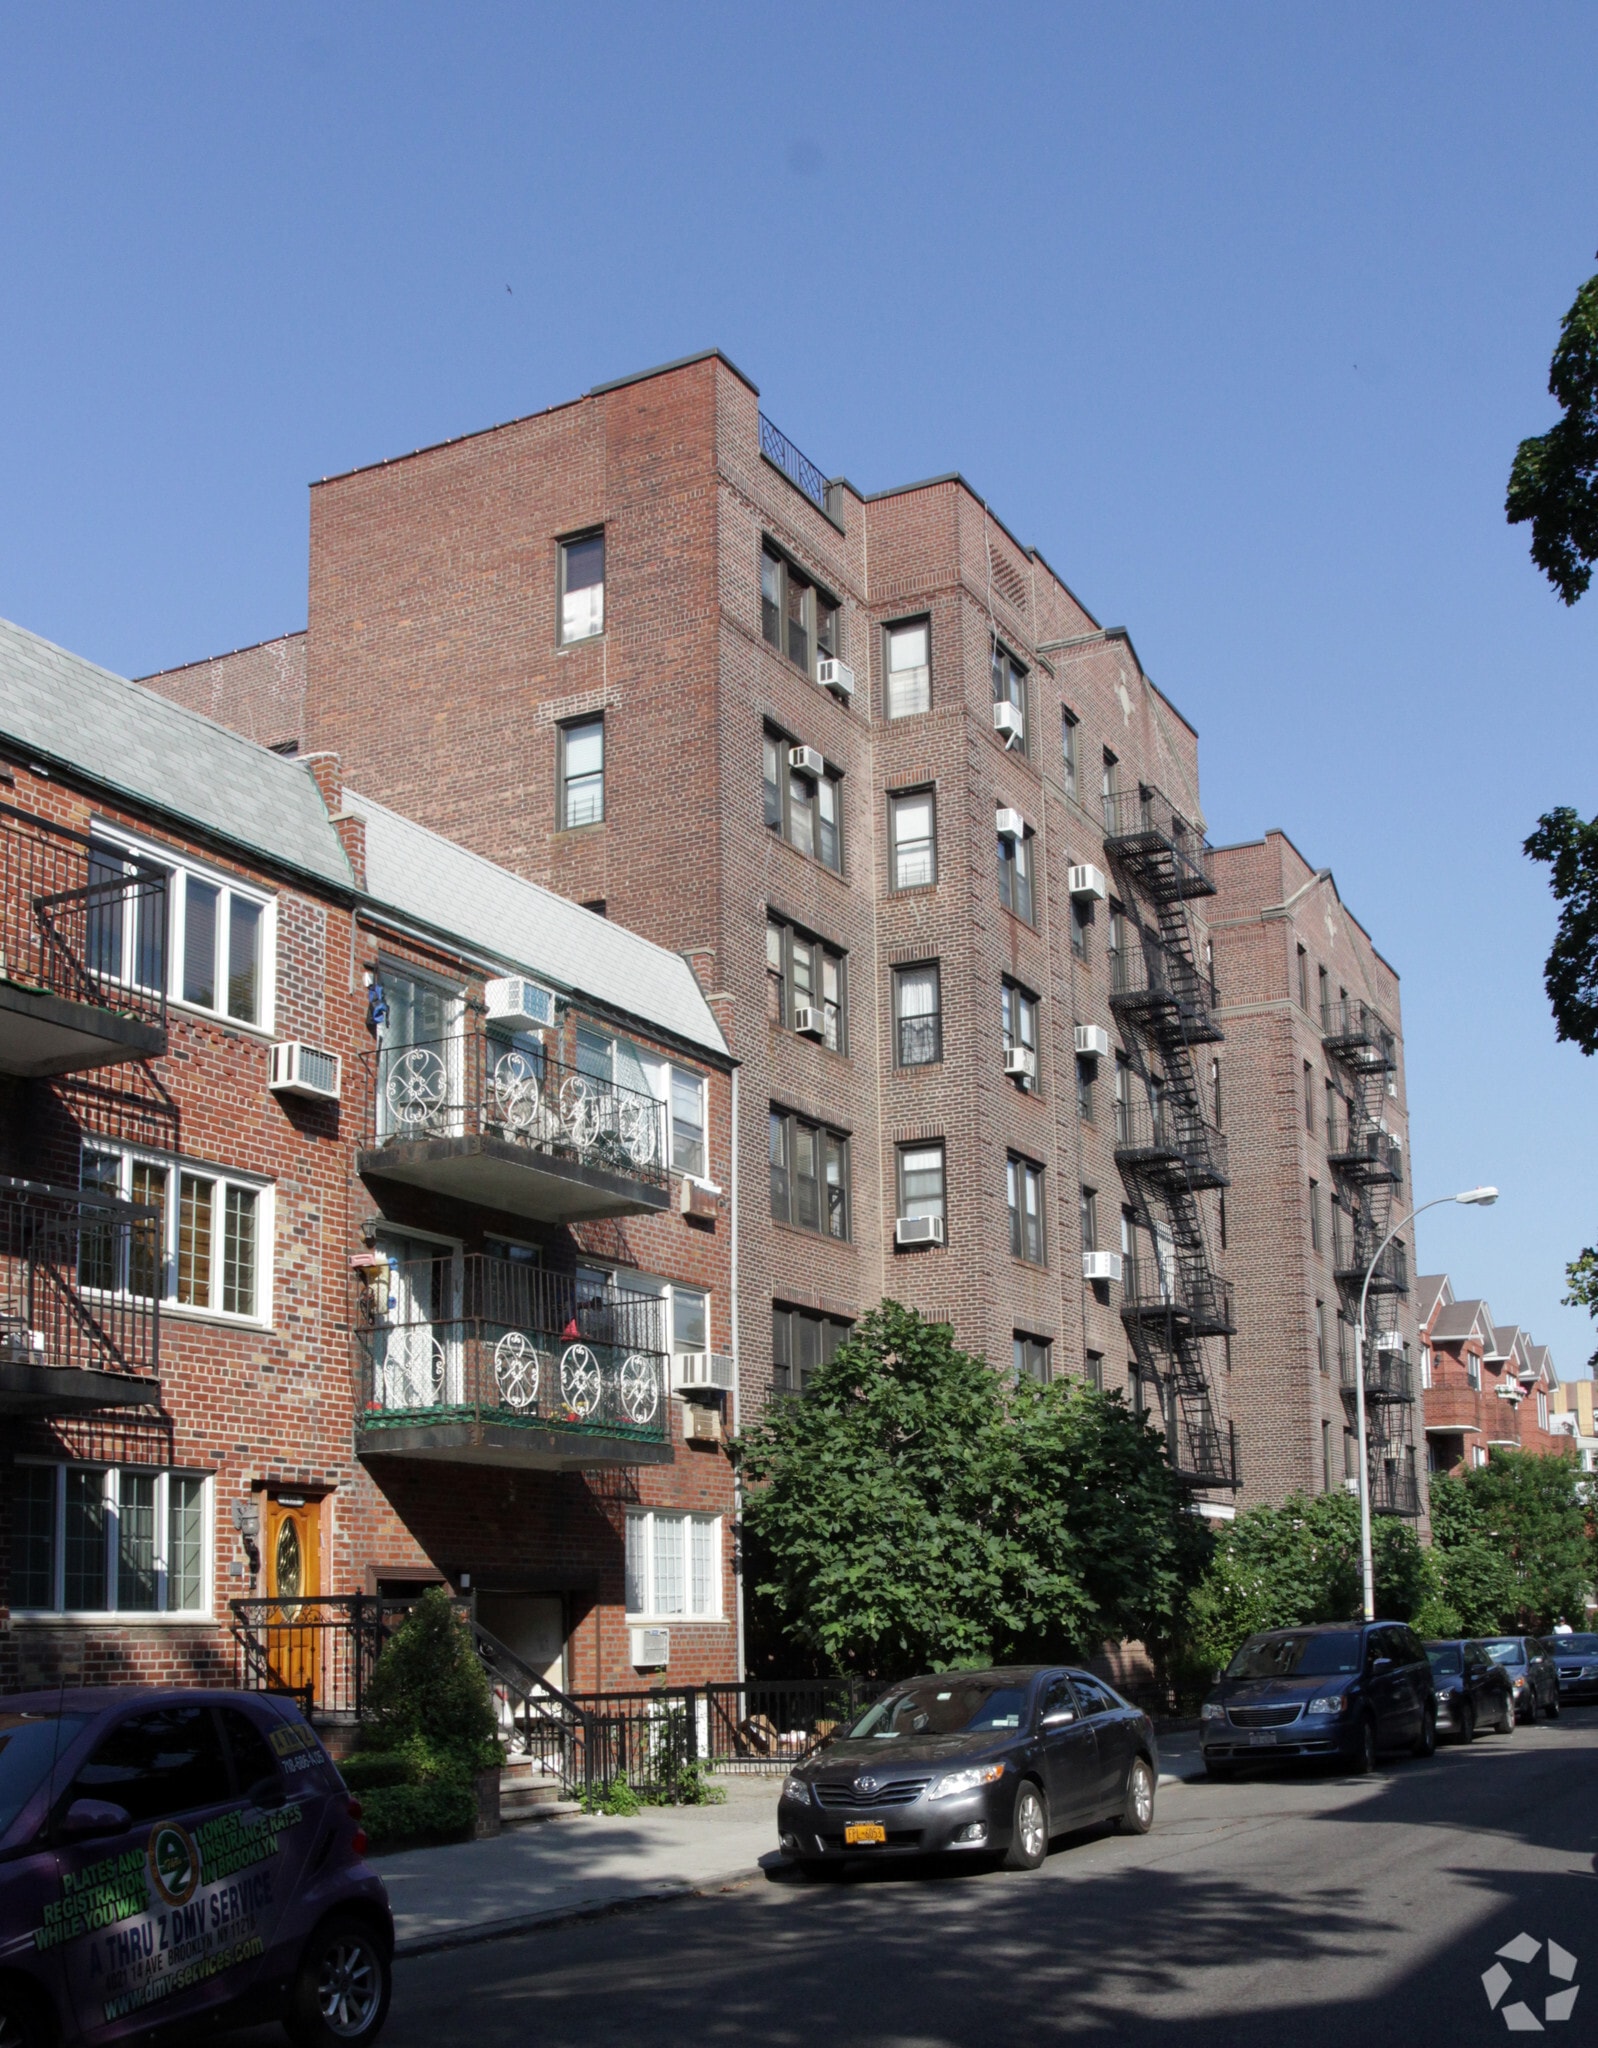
[1419, 1279, 1568, 1474]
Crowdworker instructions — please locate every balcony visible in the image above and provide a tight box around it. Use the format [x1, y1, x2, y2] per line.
[1321, 999, 1395, 1072]
[1102, 786, 1216, 901]
[1340, 1349, 1415, 1405]
[0, 1178, 161, 1416]
[1175, 1414, 1240, 1491]
[354, 1255, 672, 1469]
[358, 1025, 671, 1225]
[1121, 1254, 1235, 1336]
[1326, 1121, 1402, 1185]
[1331, 1232, 1409, 1295]
[1109, 934, 1223, 1043]
[1370, 1460, 1421, 1518]
[0, 805, 167, 1076]
[1113, 1098, 1228, 1189]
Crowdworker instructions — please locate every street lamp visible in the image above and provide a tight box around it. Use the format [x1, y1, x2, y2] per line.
[1354, 1186, 1498, 1623]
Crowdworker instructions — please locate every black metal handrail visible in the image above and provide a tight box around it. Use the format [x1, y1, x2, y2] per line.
[1122, 1254, 1234, 1334]
[758, 413, 829, 513]
[1342, 1348, 1414, 1404]
[1321, 999, 1395, 1068]
[1102, 785, 1215, 896]
[1370, 1461, 1421, 1517]
[1327, 1121, 1402, 1183]
[1109, 934, 1221, 1032]
[359, 1024, 670, 1196]
[1332, 1234, 1408, 1293]
[1113, 1098, 1228, 1184]
[0, 1176, 160, 1385]
[0, 803, 168, 1030]
[1174, 1414, 1240, 1490]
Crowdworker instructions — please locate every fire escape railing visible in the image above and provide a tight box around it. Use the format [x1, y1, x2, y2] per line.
[0, 802, 168, 1030]
[0, 1176, 160, 1390]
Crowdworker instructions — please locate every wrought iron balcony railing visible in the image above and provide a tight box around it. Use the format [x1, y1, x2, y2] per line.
[1321, 998, 1396, 1071]
[0, 1177, 161, 1412]
[759, 413, 830, 514]
[0, 803, 168, 1074]
[1341, 1348, 1415, 1405]
[1101, 785, 1216, 899]
[1121, 1254, 1235, 1335]
[358, 1024, 671, 1219]
[1326, 1121, 1403, 1184]
[1331, 1232, 1409, 1294]
[1369, 1459, 1421, 1518]
[1113, 1097, 1228, 1187]
[1174, 1413, 1240, 1491]
[1109, 934, 1222, 1041]
[354, 1252, 670, 1454]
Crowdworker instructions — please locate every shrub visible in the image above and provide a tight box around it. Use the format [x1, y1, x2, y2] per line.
[359, 1780, 477, 1850]
[579, 1775, 643, 1816]
[339, 1751, 414, 1792]
[361, 1587, 500, 1774]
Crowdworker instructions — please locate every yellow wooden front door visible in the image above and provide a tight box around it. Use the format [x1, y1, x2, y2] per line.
[264, 1494, 322, 1700]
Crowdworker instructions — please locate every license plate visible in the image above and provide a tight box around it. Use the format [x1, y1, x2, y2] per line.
[844, 1822, 887, 1845]
[1244, 1730, 1276, 1746]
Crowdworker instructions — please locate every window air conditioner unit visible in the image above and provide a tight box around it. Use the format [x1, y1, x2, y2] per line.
[896, 1215, 946, 1248]
[1074, 1024, 1111, 1060]
[1375, 1331, 1405, 1354]
[269, 1041, 342, 1103]
[1082, 1251, 1123, 1284]
[788, 744, 826, 778]
[792, 1005, 827, 1041]
[630, 1626, 670, 1668]
[485, 976, 556, 1030]
[993, 702, 1025, 746]
[1004, 1047, 1038, 1080]
[817, 658, 855, 700]
[995, 807, 1026, 841]
[1068, 864, 1108, 901]
[1344, 1476, 1361, 1495]
[683, 1403, 723, 1444]
[674, 1351, 736, 1393]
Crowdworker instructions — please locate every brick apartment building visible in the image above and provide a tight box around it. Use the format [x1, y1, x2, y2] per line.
[1208, 832, 1422, 1517]
[1417, 1275, 1566, 1475]
[0, 616, 740, 1698]
[146, 349, 1241, 1501]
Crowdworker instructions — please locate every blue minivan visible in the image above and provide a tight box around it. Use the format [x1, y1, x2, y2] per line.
[0, 1689, 392, 2048]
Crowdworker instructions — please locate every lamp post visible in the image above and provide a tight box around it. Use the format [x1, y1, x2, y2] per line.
[1354, 1186, 1498, 1623]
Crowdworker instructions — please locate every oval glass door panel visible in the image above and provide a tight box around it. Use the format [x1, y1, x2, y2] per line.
[275, 1517, 302, 1598]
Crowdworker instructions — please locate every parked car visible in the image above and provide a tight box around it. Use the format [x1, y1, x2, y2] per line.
[1549, 1632, 1598, 1705]
[1480, 1637, 1560, 1722]
[1200, 1621, 1435, 1777]
[1423, 1639, 1516, 1742]
[0, 1688, 392, 2048]
[776, 1667, 1158, 1875]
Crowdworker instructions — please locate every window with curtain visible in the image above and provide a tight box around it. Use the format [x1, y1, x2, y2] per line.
[898, 1143, 946, 1225]
[560, 717, 605, 827]
[885, 619, 931, 718]
[894, 963, 941, 1066]
[14, 1464, 207, 1614]
[559, 531, 605, 644]
[625, 1510, 721, 1618]
[890, 791, 935, 890]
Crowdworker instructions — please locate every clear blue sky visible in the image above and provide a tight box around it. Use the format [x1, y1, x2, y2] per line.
[3, 5, 1595, 1366]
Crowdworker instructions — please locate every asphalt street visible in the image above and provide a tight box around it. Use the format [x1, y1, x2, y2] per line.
[377, 1709, 1598, 2048]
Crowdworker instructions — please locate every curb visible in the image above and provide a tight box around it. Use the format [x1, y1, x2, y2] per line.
[393, 1864, 765, 1957]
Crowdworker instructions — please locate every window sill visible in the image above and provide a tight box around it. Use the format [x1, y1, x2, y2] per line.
[771, 1216, 851, 1249]
[625, 1615, 729, 1628]
[765, 827, 846, 883]
[769, 1024, 850, 1061]
[167, 996, 275, 1042]
[11, 1609, 214, 1627]
[554, 820, 606, 837]
[81, 1291, 271, 1335]
[557, 632, 607, 653]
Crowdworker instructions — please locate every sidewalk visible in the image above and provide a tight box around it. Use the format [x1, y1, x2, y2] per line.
[375, 1737, 1208, 1956]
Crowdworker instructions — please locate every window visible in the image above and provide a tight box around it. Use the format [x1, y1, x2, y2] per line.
[997, 828, 1035, 924]
[772, 1304, 851, 1395]
[760, 543, 839, 681]
[1013, 1333, 1051, 1382]
[1218, 1190, 1228, 1252]
[1001, 980, 1039, 1092]
[1304, 1061, 1315, 1132]
[762, 729, 842, 871]
[1211, 1055, 1223, 1128]
[1325, 1079, 1339, 1150]
[1420, 1344, 1433, 1391]
[897, 1142, 946, 1228]
[1318, 965, 1330, 1021]
[766, 917, 847, 1052]
[1061, 708, 1079, 799]
[1101, 749, 1119, 816]
[560, 716, 605, 828]
[890, 790, 936, 890]
[14, 1464, 207, 1615]
[886, 619, 931, 718]
[92, 833, 269, 1028]
[1315, 1300, 1328, 1375]
[82, 1147, 267, 1322]
[667, 1068, 707, 1178]
[559, 531, 605, 644]
[1297, 944, 1309, 1013]
[1538, 1391, 1549, 1432]
[671, 1285, 708, 1355]
[991, 640, 1028, 749]
[1070, 894, 1091, 959]
[1080, 1185, 1098, 1252]
[894, 962, 941, 1066]
[1007, 1156, 1045, 1264]
[1076, 1055, 1095, 1122]
[625, 1510, 721, 1620]
[1467, 1349, 1481, 1390]
[69, 1705, 231, 1823]
[1084, 1349, 1104, 1390]
[1322, 1420, 1334, 1492]
[1308, 1177, 1322, 1253]
[770, 1108, 849, 1239]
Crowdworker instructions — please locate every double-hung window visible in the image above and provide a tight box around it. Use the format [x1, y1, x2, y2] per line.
[625, 1510, 721, 1620]
[766, 917, 846, 1051]
[897, 1142, 946, 1229]
[655, 1066, 706, 1178]
[91, 833, 270, 1029]
[760, 544, 840, 681]
[762, 729, 843, 872]
[770, 1109, 849, 1239]
[1007, 1155, 1046, 1264]
[991, 641, 1028, 750]
[1079, 1185, 1098, 1252]
[82, 1146, 268, 1323]
[560, 716, 605, 827]
[893, 962, 941, 1067]
[889, 790, 936, 890]
[997, 827, 1035, 924]
[1315, 1300, 1328, 1375]
[1013, 1333, 1051, 1382]
[885, 619, 931, 718]
[559, 531, 605, 644]
[1001, 979, 1038, 1092]
[1076, 1054, 1095, 1121]
[1061, 707, 1079, 799]
[772, 1304, 851, 1395]
[14, 1462, 207, 1615]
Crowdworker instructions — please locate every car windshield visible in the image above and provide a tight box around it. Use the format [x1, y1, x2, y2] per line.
[1427, 1647, 1463, 1676]
[0, 1713, 89, 1836]
[845, 1679, 1030, 1739]
[1555, 1635, 1598, 1654]
[1225, 1632, 1362, 1680]
[1482, 1640, 1527, 1667]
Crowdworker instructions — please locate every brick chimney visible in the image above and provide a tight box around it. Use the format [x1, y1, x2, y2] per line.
[302, 751, 368, 891]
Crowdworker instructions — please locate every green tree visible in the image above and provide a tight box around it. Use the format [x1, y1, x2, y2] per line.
[1446, 1450, 1592, 1632]
[1507, 262, 1598, 605]
[361, 1585, 500, 1774]
[735, 1301, 1207, 1676]
[1524, 809, 1598, 1057]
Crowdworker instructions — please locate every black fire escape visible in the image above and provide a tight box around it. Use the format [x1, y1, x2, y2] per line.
[1324, 1001, 1419, 1517]
[1105, 783, 1238, 1490]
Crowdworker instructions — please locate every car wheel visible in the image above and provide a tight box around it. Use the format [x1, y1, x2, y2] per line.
[1546, 1691, 1560, 1720]
[1116, 1757, 1156, 1835]
[1003, 1782, 1048, 1870]
[1353, 1714, 1379, 1775]
[1460, 1700, 1476, 1745]
[1496, 1692, 1516, 1735]
[1411, 1705, 1437, 1759]
[287, 1915, 392, 2048]
[0, 1984, 54, 2048]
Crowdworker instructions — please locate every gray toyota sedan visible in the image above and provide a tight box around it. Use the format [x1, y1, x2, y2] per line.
[776, 1667, 1158, 1875]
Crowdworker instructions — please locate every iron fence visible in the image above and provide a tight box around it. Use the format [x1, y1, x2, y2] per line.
[1113, 1098, 1228, 1185]
[1109, 932, 1221, 1030]
[0, 802, 168, 1028]
[1321, 999, 1396, 1069]
[0, 1175, 160, 1387]
[1101, 785, 1215, 896]
[758, 413, 829, 513]
[1121, 1254, 1234, 1334]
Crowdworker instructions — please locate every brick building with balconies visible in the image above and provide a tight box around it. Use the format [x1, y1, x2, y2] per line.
[0, 614, 739, 1702]
[1417, 1275, 1567, 1474]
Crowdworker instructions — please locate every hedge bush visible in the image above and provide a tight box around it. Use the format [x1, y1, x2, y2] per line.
[339, 1751, 414, 1793]
[359, 1780, 477, 1850]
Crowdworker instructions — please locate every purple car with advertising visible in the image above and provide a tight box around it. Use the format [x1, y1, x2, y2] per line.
[0, 1689, 392, 2048]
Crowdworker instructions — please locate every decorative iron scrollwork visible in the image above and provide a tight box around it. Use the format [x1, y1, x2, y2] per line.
[618, 1351, 659, 1424]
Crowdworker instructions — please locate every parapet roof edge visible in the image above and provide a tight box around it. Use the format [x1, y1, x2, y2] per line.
[136, 626, 307, 683]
